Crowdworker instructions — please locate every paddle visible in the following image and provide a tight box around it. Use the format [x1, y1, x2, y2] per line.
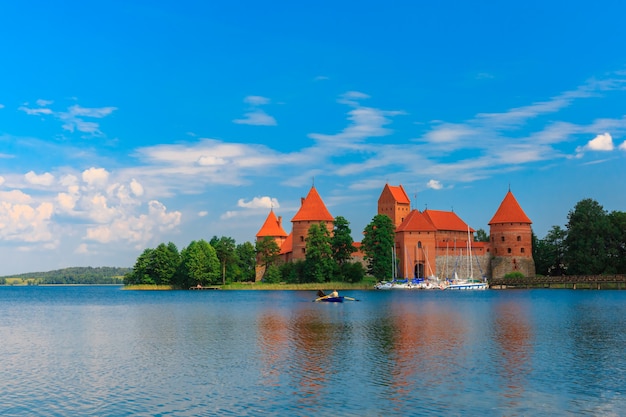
[343, 296, 360, 301]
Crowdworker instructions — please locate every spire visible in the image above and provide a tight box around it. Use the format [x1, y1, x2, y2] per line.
[291, 186, 334, 222]
[488, 190, 532, 225]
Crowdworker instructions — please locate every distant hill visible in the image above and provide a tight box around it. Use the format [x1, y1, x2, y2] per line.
[1, 266, 131, 285]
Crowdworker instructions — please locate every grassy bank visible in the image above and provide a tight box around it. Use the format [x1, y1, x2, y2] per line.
[125, 278, 377, 291]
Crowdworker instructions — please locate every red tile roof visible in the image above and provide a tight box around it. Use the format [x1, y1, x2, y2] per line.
[388, 184, 410, 204]
[423, 209, 474, 233]
[396, 210, 437, 232]
[280, 232, 293, 255]
[291, 186, 334, 222]
[488, 190, 532, 225]
[256, 209, 288, 238]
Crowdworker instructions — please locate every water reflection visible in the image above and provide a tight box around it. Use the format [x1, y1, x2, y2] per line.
[492, 298, 533, 409]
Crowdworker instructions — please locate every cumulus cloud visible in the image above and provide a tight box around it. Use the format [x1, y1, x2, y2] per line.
[233, 95, 277, 126]
[619, 140, 626, 151]
[427, 179, 443, 190]
[0, 201, 54, 243]
[25, 171, 55, 186]
[198, 211, 208, 217]
[237, 196, 279, 209]
[82, 167, 110, 187]
[575, 132, 615, 157]
[130, 179, 144, 197]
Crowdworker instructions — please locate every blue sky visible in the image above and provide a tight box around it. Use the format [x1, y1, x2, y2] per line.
[1, 1, 625, 274]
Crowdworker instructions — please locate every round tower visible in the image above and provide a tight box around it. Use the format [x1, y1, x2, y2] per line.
[488, 190, 535, 279]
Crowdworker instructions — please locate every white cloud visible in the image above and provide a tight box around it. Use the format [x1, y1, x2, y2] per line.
[130, 179, 144, 197]
[19, 101, 116, 136]
[82, 167, 110, 187]
[36, 99, 53, 106]
[74, 243, 89, 254]
[308, 95, 404, 145]
[0, 201, 54, 243]
[237, 196, 279, 209]
[233, 96, 277, 126]
[586, 132, 614, 151]
[619, 140, 626, 151]
[575, 132, 615, 157]
[233, 109, 277, 126]
[0, 176, 4, 186]
[427, 179, 443, 190]
[197, 155, 228, 166]
[243, 96, 270, 106]
[25, 171, 55, 186]
[0, 190, 32, 204]
[198, 211, 208, 217]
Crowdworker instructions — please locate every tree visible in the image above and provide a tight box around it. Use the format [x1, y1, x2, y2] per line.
[235, 241, 257, 282]
[125, 248, 155, 285]
[607, 210, 626, 273]
[304, 222, 335, 283]
[474, 228, 489, 242]
[564, 198, 612, 275]
[150, 242, 180, 285]
[178, 240, 220, 288]
[534, 226, 567, 276]
[331, 216, 357, 266]
[210, 236, 237, 285]
[361, 214, 395, 280]
[255, 237, 281, 281]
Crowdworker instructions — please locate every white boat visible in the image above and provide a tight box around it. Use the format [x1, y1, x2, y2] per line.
[443, 227, 488, 290]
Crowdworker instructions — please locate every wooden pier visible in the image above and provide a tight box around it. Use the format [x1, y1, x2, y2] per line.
[489, 275, 626, 290]
[189, 285, 221, 290]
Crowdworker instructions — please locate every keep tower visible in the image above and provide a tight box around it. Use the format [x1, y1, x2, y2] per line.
[488, 190, 535, 279]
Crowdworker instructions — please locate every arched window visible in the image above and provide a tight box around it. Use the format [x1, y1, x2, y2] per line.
[417, 241, 422, 248]
[517, 236, 521, 242]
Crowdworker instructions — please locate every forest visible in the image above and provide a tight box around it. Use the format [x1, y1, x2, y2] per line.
[0, 267, 130, 285]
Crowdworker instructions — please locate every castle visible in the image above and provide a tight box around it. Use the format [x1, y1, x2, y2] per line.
[255, 184, 535, 281]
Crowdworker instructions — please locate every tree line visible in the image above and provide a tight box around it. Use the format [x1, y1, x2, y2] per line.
[125, 197, 625, 287]
[533, 198, 626, 276]
[0, 267, 129, 285]
[124, 214, 398, 287]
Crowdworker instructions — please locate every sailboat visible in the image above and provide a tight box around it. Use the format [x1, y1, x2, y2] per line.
[443, 227, 488, 290]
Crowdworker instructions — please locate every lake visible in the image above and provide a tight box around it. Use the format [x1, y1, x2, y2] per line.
[0, 286, 624, 416]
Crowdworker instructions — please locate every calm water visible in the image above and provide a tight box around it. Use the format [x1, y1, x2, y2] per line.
[0, 287, 624, 416]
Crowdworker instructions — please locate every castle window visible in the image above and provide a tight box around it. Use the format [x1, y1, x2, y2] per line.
[521, 248, 525, 254]
[517, 236, 521, 242]
[417, 241, 422, 248]
[495, 248, 498, 254]
[501, 236, 505, 242]
[300, 236, 304, 242]
[507, 248, 512, 254]
[302, 248, 306, 254]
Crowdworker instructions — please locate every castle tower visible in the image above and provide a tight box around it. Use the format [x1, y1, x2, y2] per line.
[255, 209, 289, 281]
[378, 184, 411, 229]
[256, 209, 288, 249]
[488, 190, 535, 279]
[291, 186, 334, 261]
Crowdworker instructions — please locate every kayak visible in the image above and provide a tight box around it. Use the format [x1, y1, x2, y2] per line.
[318, 296, 344, 303]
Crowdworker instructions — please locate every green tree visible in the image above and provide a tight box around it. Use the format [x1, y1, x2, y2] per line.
[235, 241, 257, 282]
[150, 242, 180, 285]
[474, 228, 489, 242]
[564, 198, 612, 275]
[255, 237, 281, 281]
[361, 214, 395, 280]
[534, 226, 567, 276]
[124, 248, 155, 285]
[210, 236, 237, 285]
[178, 240, 220, 288]
[304, 222, 335, 283]
[331, 216, 357, 267]
[607, 210, 626, 273]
